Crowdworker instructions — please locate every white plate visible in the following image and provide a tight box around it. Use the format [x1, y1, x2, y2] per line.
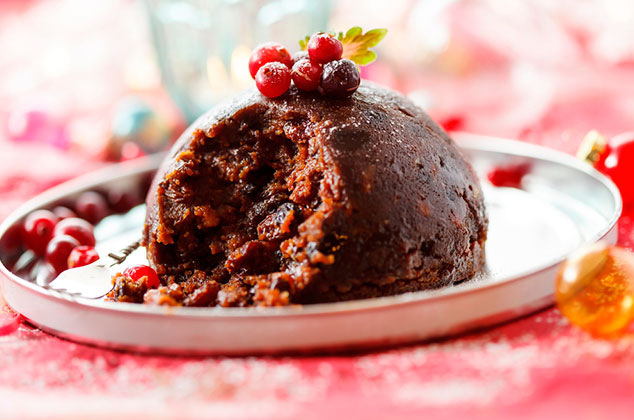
[0, 135, 622, 354]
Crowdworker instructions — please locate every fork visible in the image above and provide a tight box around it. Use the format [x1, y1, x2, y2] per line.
[43, 240, 142, 299]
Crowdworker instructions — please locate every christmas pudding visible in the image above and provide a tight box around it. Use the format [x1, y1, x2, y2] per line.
[132, 82, 488, 307]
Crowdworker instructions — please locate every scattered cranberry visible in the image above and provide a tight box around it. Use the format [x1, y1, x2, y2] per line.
[45, 234, 80, 274]
[108, 189, 141, 214]
[487, 162, 531, 188]
[123, 265, 160, 288]
[319, 59, 360, 97]
[67, 245, 99, 269]
[307, 33, 343, 64]
[255, 62, 292, 98]
[75, 191, 108, 224]
[21, 210, 58, 256]
[53, 217, 95, 246]
[120, 141, 146, 161]
[291, 59, 323, 92]
[248, 42, 293, 79]
[0, 223, 23, 255]
[439, 115, 465, 132]
[52, 206, 77, 220]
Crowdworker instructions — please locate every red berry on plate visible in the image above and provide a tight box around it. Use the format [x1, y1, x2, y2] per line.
[52, 206, 77, 220]
[319, 59, 360, 97]
[291, 59, 323, 92]
[486, 162, 531, 188]
[45, 234, 80, 274]
[53, 217, 96, 246]
[75, 191, 108, 224]
[307, 33, 343, 64]
[292, 50, 309, 64]
[22, 210, 58, 256]
[123, 265, 160, 288]
[248, 42, 293, 79]
[108, 189, 141, 214]
[67, 245, 99, 269]
[0, 223, 23, 255]
[255, 62, 291, 98]
[120, 141, 146, 161]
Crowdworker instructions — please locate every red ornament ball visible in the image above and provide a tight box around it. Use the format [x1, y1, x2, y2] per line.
[595, 132, 634, 205]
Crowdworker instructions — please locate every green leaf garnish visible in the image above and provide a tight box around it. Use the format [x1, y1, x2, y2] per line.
[298, 35, 311, 51]
[299, 27, 388, 66]
[339, 27, 388, 65]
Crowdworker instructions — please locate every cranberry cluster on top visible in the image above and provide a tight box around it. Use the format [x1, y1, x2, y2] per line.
[248, 33, 360, 99]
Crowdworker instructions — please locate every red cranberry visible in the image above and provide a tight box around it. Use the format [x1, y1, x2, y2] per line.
[123, 265, 160, 288]
[45, 234, 80, 274]
[487, 162, 531, 188]
[248, 42, 293, 79]
[307, 33, 343, 64]
[319, 59, 360, 97]
[75, 191, 108, 224]
[67, 246, 99, 269]
[292, 50, 309, 64]
[53, 217, 95, 246]
[255, 62, 291, 98]
[439, 115, 465, 132]
[52, 206, 77, 220]
[291, 59, 323, 92]
[21, 210, 58, 256]
[120, 142, 146, 161]
[0, 223, 23, 255]
[108, 189, 141, 214]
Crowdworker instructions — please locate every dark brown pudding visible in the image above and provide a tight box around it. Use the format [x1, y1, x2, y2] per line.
[133, 83, 487, 307]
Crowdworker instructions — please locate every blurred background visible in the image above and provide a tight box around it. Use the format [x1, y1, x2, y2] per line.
[2, 0, 634, 193]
